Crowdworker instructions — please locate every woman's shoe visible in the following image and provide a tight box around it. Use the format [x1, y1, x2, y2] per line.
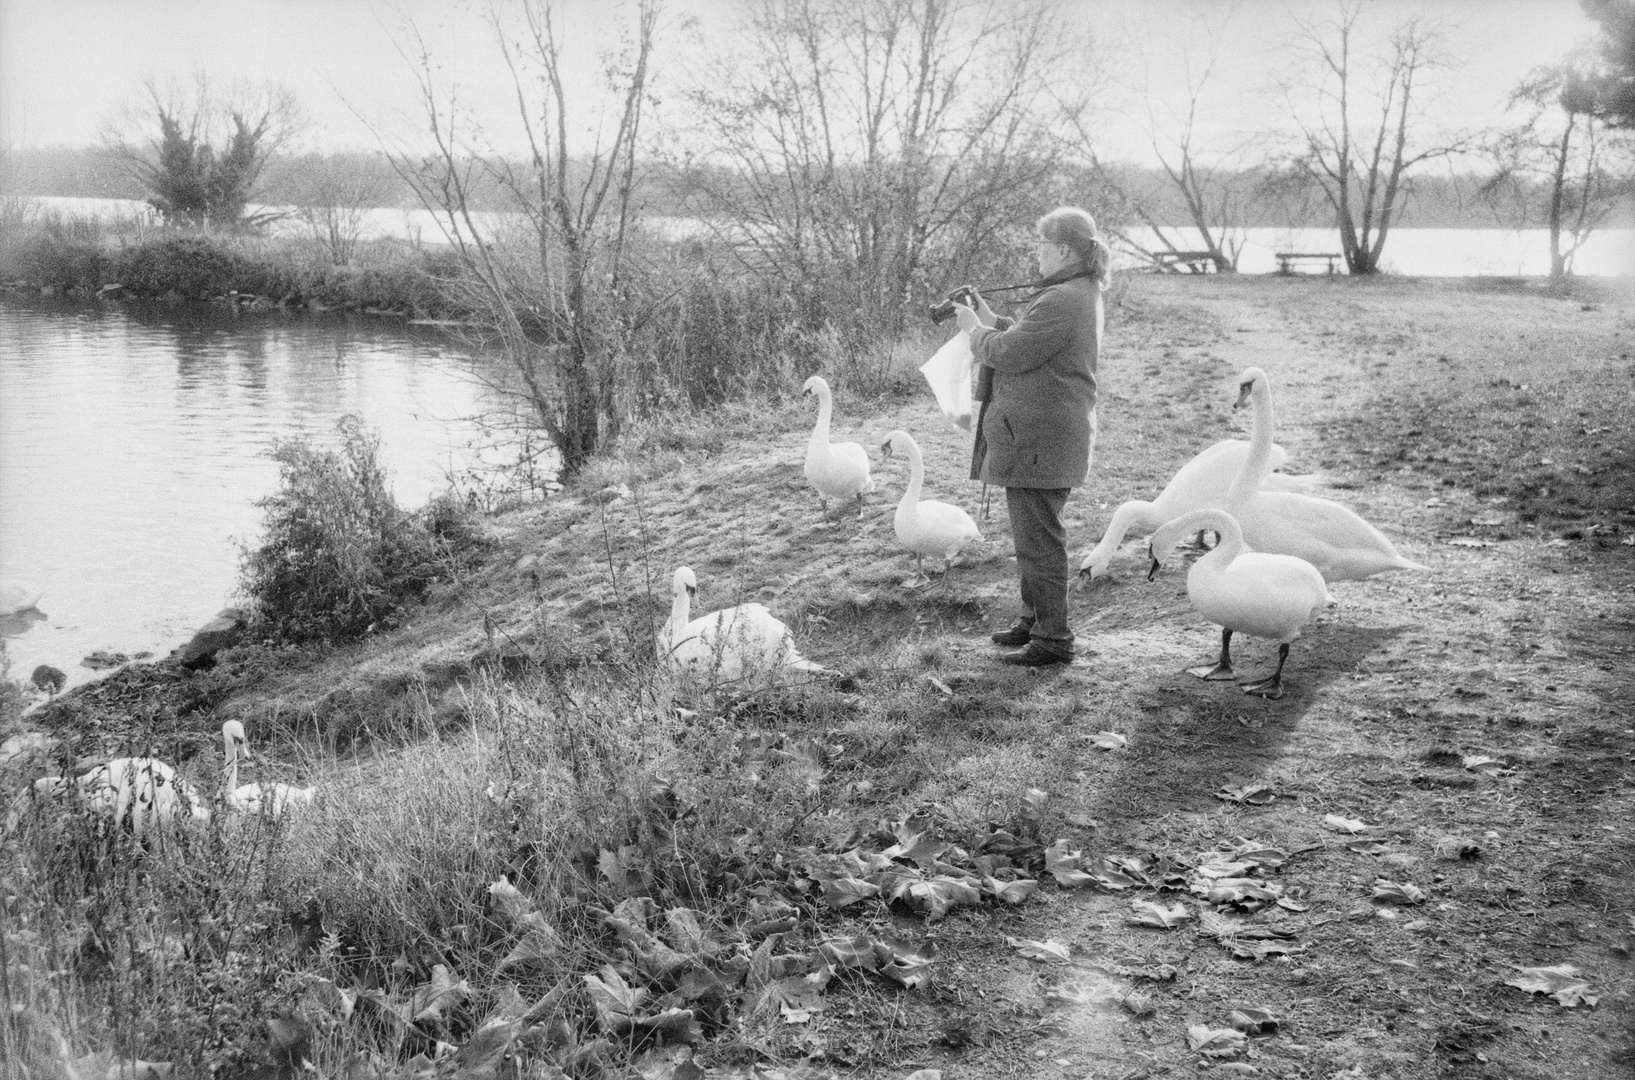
[1000, 641, 1073, 666]
[990, 620, 1035, 647]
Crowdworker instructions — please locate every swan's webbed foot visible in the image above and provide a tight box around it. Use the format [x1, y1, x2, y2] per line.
[1187, 628, 1235, 680]
[1237, 644, 1290, 700]
[1188, 660, 1236, 681]
[1238, 673, 1285, 700]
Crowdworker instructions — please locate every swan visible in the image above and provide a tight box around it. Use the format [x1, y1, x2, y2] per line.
[1225, 367, 1427, 582]
[0, 579, 42, 617]
[32, 757, 211, 835]
[1148, 508, 1332, 700]
[221, 721, 315, 816]
[880, 430, 982, 587]
[1078, 440, 1323, 578]
[658, 566, 825, 681]
[802, 376, 874, 515]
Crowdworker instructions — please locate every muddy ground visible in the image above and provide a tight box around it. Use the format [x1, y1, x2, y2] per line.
[15, 273, 1635, 1079]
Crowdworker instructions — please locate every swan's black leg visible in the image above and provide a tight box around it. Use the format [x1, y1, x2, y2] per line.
[1187, 627, 1236, 680]
[1239, 643, 1290, 700]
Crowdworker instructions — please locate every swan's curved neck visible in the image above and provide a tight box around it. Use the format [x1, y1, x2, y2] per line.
[1230, 379, 1277, 501]
[901, 441, 925, 508]
[1200, 511, 1246, 564]
[670, 583, 692, 633]
[809, 388, 833, 451]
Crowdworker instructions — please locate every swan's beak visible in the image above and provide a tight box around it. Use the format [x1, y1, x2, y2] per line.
[685, 585, 696, 598]
[879, 440, 894, 457]
[1233, 380, 1254, 410]
[1146, 548, 1161, 581]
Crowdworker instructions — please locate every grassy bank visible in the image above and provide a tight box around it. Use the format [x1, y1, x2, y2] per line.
[0, 208, 462, 317]
[3, 273, 1633, 1079]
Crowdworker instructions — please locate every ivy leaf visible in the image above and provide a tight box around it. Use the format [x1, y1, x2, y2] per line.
[1371, 878, 1427, 905]
[1216, 782, 1275, 805]
[1506, 964, 1599, 1007]
[1187, 1024, 1248, 1057]
[1323, 814, 1371, 834]
[1006, 936, 1072, 963]
[1087, 731, 1128, 751]
[1128, 900, 1192, 929]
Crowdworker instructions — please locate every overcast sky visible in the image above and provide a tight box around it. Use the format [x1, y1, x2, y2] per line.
[0, 0, 1603, 167]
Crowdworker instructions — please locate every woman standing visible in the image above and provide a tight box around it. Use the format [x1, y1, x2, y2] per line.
[953, 206, 1108, 666]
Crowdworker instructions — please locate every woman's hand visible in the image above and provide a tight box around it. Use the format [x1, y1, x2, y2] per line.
[972, 291, 996, 324]
[953, 301, 982, 333]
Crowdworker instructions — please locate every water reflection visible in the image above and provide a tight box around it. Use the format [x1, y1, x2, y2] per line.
[0, 296, 516, 692]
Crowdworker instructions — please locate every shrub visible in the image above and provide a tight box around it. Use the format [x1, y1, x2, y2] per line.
[241, 416, 442, 644]
[112, 235, 251, 299]
[10, 234, 109, 290]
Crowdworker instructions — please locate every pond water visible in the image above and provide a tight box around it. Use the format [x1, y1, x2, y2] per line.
[0, 298, 518, 692]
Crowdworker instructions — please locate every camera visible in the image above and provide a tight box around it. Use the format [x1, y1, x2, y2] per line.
[928, 285, 977, 324]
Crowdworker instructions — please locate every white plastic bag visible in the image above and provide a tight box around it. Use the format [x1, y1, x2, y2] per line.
[918, 331, 975, 430]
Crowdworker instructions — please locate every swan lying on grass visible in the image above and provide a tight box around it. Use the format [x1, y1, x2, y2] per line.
[1149, 508, 1331, 700]
[1226, 366, 1427, 582]
[658, 566, 824, 681]
[1078, 439, 1323, 578]
[802, 375, 874, 516]
[32, 756, 211, 834]
[880, 429, 982, 587]
[221, 720, 316, 816]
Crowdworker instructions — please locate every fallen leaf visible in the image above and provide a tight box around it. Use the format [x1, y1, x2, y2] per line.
[1044, 839, 1095, 887]
[1371, 879, 1427, 905]
[1461, 755, 1513, 775]
[1347, 840, 1390, 855]
[1227, 1008, 1278, 1035]
[925, 674, 954, 696]
[584, 966, 648, 1033]
[1128, 900, 1192, 929]
[820, 876, 881, 908]
[1044, 976, 1122, 1007]
[1087, 731, 1128, 750]
[1216, 782, 1276, 805]
[1186, 1024, 1247, 1057]
[1323, 814, 1370, 834]
[410, 965, 472, 1024]
[450, 1018, 521, 1080]
[1506, 964, 1599, 1007]
[983, 876, 1039, 905]
[1006, 936, 1071, 963]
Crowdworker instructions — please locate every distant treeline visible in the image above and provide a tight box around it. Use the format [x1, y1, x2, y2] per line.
[4, 144, 1629, 230]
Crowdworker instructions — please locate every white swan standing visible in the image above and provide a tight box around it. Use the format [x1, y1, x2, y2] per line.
[0, 579, 42, 617]
[221, 720, 315, 816]
[658, 566, 824, 681]
[1078, 440, 1322, 578]
[32, 757, 211, 835]
[802, 376, 874, 515]
[1149, 508, 1331, 700]
[880, 429, 982, 587]
[1225, 367, 1427, 582]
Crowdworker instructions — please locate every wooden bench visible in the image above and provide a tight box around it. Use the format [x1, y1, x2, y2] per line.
[1275, 252, 1343, 275]
[1153, 250, 1220, 274]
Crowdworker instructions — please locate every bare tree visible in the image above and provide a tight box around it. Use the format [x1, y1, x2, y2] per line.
[107, 74, 301, 228]
[293, 154, 392, 265]
[678, 0, 1087, 341]
[1283, 2, 1464, 274]
[384, 0, 659, 476]
[1129, 7, 1258, 273]
[1484, 58, 1635, 282]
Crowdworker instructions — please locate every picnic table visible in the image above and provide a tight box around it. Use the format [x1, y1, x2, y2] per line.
[1153, 250, 1219, 274]
[1275, 251, 1343, 275]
